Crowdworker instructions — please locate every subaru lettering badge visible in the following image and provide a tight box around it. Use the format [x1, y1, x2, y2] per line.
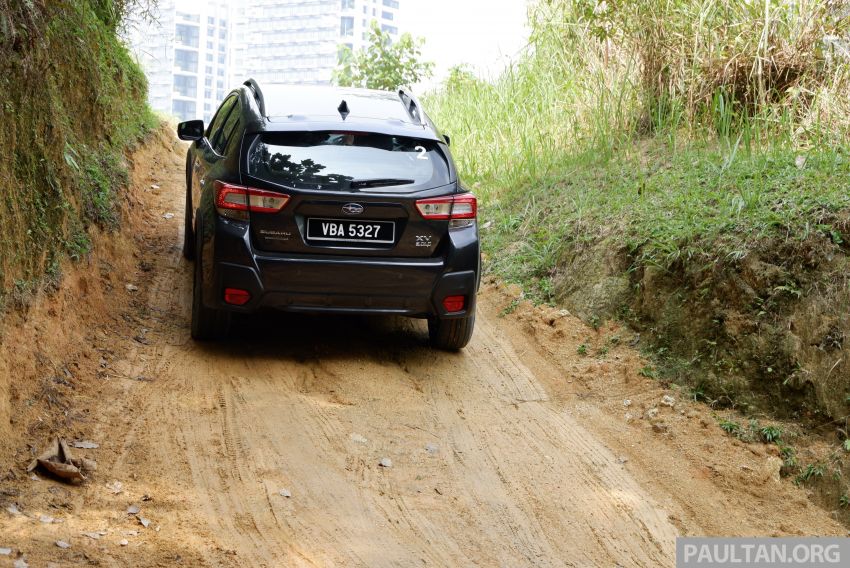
[342, 203, 364, 216]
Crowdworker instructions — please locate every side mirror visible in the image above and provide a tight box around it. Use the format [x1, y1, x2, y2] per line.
[177, 119, 205, 141]
[443, 134, 451, 146]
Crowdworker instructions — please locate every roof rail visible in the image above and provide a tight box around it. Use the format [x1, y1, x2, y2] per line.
[243, 78, 266, 117]
[398, 88, 423, 125]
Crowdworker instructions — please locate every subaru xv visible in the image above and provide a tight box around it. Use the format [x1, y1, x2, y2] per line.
[177, 80, 480, 350]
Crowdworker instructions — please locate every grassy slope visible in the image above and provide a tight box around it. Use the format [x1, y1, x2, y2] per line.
[427, 0, 850, 417]
[0, 0, 156, 309]
[481, 142, 850, 302]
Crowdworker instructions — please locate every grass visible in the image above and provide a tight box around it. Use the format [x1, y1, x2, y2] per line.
[476, 142, 850, 298]
[426, 0, 850, 302]
[0, 0, 156, 309]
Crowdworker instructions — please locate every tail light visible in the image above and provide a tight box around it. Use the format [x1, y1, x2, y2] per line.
[214, 181, 290, 219]
[415, 193, 477, 229]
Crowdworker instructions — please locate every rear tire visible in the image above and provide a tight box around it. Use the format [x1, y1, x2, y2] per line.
[190, 218, 230, 341]
[428, 313, 475, 350]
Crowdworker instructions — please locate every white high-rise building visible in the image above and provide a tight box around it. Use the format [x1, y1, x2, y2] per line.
[229, 0, 401, 87]
[128, 0, 402, 121]
[126, 0, 233, 122]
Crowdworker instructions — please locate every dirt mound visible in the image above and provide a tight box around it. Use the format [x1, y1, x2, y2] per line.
[554, 233, 850, 421]
[0, 127, 181, 465]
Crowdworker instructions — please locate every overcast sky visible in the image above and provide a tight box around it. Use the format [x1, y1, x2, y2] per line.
[400, 0, 530, 91]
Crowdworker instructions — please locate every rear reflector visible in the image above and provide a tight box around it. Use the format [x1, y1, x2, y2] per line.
[214, 181, 290, 213]
[415, 193, 477, 221]
[224, 288, 251, 306]
[442, 295, 466, 313]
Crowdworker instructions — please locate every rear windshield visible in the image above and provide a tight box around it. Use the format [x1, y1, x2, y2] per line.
[247, 131, 451, 193]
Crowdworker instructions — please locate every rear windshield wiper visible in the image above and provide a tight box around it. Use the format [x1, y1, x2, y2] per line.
[349, 178, 415, 189]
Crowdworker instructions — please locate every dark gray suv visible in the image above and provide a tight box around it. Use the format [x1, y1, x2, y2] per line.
[177, 80, 480, 349]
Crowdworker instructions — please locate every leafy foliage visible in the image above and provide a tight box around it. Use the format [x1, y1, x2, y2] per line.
[334, 21, 433, 90]
[0, 0, 155, 305]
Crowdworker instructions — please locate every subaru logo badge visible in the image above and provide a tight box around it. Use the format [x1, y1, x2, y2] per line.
[342, 203, 364, 216]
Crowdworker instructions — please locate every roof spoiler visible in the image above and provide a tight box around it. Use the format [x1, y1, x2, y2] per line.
[244, 78, 266, 117]
[398, 88, 423, 125]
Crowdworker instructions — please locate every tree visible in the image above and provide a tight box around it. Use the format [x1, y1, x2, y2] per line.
[333, 21, 434, 90]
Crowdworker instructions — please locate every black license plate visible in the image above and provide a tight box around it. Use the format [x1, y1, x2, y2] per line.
[306, 218, 395, 244]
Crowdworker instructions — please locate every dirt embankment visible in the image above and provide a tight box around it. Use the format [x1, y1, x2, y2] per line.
[554, 233, 850, 421]
[0, 128, 846, 567]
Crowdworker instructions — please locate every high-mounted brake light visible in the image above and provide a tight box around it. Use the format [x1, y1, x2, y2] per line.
[415, 194, 477, 221]
[214, 181, 290, 214]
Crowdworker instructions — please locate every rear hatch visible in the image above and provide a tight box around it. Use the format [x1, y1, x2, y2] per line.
[242, 131, 458, 258]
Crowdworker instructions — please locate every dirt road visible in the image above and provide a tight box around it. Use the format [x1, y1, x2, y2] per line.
[1, 130, 844, 567]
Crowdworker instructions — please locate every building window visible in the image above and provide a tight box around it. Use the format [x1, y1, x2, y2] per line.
[175, 24, 199, 48]
[217, 80, 224, 88]
[340, 16, 354, 36]
[218, 43, 225, 52]
[363, 5, 367, 13]
[206, 53, 213, 62]
[172, 99, 196, 121]
[205, 65, 213, 75]
[219, 18, 227, 27]
[205, 89, 212, 99]
[207, 27, 214, 36]
[383, 0, 399, 7]
[218, 53, 225, 64]
[205, 77, 213, 86]
[207, 16, 215, 25]
[176, 12, 200, 23]
[217, 68, 224, 76]
[219, 29, 227, 40]
[381, 24, 398, 34]
[382, 10, 393, 20]
[341, 0, 355, 8]
[173, 75, 197, 97]
[174, 49, 198, 72]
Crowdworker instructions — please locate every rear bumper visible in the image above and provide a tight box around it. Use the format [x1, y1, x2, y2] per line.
[201, 216, 480, 319]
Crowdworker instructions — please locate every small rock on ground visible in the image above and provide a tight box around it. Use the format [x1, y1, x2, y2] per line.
[279, 489, 291, 498]
[379, 458, 392, 468]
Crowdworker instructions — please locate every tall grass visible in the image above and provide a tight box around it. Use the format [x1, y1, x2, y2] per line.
[428, 0, 850, 191]
[426, 0, 850, 298]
